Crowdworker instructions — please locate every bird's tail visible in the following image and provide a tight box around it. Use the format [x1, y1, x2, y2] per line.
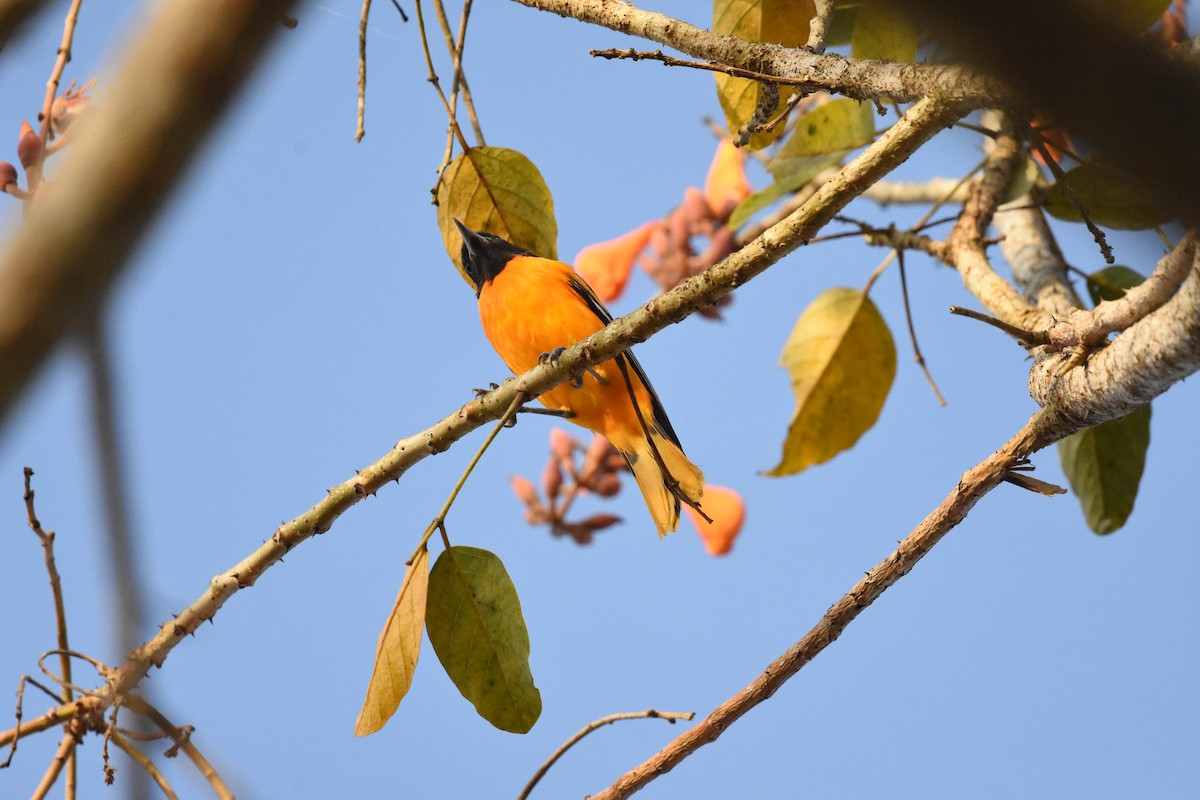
[623, 427, 705, 537]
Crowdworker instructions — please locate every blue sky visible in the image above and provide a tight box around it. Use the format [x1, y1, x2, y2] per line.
[1, 2, 1198, 798]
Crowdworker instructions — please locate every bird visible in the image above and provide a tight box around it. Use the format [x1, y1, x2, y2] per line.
[455, 219, 705, 536]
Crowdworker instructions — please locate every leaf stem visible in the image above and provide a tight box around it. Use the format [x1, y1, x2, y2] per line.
[406, 391, 528, 565]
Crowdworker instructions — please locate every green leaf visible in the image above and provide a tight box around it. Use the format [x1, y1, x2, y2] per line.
[1043, 162, 1174, 230]
[767, 287, 896, 475]
[355, 547, 430, 735]
[1086, 265, 1145, 305]
[772, 99, 875, 163]
[713, 0, 816, 150]
[851, 0, 918, 63]
[436, 146, 557, 288]
[728, 151, 842, 229]
[1058, 405, 1152, 534]
[728, 100, 872, 228]
[426, 546, 541, 733]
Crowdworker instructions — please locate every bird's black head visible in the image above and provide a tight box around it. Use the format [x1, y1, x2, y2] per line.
[455, 220, 533, 295]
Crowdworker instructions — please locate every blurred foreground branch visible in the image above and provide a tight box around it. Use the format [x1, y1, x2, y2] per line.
[0, 0, 295, 424]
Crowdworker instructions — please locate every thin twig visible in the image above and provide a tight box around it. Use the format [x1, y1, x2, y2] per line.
[413, 0, 470, 154]
[898, 249, 947, 405]
[1030, 134, 1113, 264]
[434, 0, 483, 148]
[80, 306, 146, 673]
[948, 305, 1048, 346]
[519, 709, 695, 800]
[37, 0, 84, 143]
[21, 467, 77, 790]
[23, 469, 74, 707]
[591, 47, 819, 88]
[357, 0, 371, 141]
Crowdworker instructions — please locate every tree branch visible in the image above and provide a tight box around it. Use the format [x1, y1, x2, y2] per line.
[0, 0, 295, 424]
[1030, 235, 1200, 423]
[994, 199, 1081, 319]
[510, 0, 1010, 104]
[591, 408, 1076, 799]
[519, 709, 695, 800]
[944, 117, 1047, 331]
[1042, 232, 1198, 351]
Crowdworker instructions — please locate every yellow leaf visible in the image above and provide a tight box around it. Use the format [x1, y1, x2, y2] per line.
[354, 546, 430, 735]
[436, 146, 557, 289]
[851, 0, 918, 63]
[768, 287, 896, 475]
[713, 0, 816, 150]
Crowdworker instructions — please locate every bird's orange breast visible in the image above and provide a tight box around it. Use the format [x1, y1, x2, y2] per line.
[477, 255, 652, 451]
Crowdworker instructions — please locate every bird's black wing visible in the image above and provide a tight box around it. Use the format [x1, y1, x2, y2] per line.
[566, 276, 683, 448]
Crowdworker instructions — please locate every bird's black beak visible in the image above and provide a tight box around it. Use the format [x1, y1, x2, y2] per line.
[455, 219, 483, 260]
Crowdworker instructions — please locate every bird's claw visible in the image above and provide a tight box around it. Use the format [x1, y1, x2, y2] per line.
[537, 347, 567, 367]
[472, 382, 501, 397]
[539, 346, 586, 388]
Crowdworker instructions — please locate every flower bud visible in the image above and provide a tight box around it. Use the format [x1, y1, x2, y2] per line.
[510, 475, 538, 505]
[591, 472, 622, 498]
[580, 513, 621, 532]
[549, 427, 576, 462]
[541, 458, 563, 501]
[17, 121, 42, 169]
[0, 162, 17, 191]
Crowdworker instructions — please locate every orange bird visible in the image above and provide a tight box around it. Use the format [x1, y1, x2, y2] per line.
[456, 220, 705, 536]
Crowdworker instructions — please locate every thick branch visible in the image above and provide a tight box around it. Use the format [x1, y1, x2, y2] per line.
[0, 0, 295, 424]
[864, 177, 972, 206]
[519, 0, 1200, 227]
[944, 119, 1046, 330]
[1042, 232, 1197, 350]
[1030, 239, 1200, 424]
[995, 203, 1080, 319]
